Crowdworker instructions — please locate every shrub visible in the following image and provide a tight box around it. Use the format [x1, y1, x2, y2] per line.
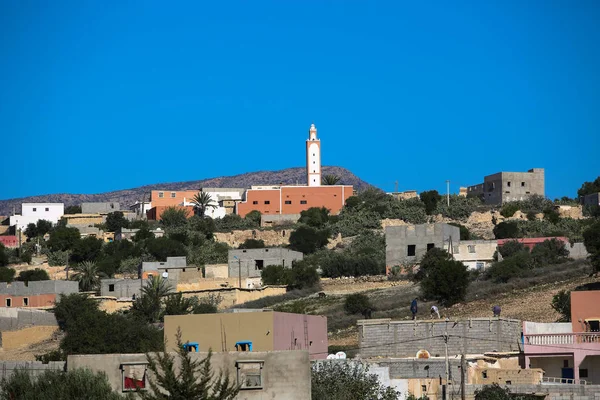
[543, 207, 561, 224]
[420, 259, 469, 305]
[583, 221, 600, 273]
[485, 251, 534, 283]
[47, 227, 80, 252]
[526, 211, 537, 221]
[497, 240, 528, 260]
[344, 293, 373, 317]
[320, 253, 382, 278]
[531, 239, 569, 267]
[299, 207, 330, 228]
[500, 202, 520, 218]
[261, 265, 288, 286]
[434, 196, 480, 221]
[245, 210, 262, 226]
[493, 221, 520, 239]
[551, 290, 571, 322]
[238, 239, 265, 249]
[0, 267, 16, 283]
[0, 244, 8, 267]
[449, 223, 471, 240]
[261, 263, 319, 289]
[420, 190, 442, 215]
[159, 207, 189, 228]
[289, 225, 330, 254]
[17, 268, 50, 282]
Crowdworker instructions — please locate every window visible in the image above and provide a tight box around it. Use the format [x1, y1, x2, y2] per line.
[182, 268, 186, 272]
[23, 298, 29, 306]
[121, 363, 148, 392]
[507, 182, 511, 187]
[468, 245, 476, 253]
[5, 299, 11, 307]
[236, 361, 264, 390]
[32, 208, 37, 212]
[253, 201, 258, 205]
[158, 192, 164, 198]
[505, 381, 511, 385]
[580, 369, 589, 378]
[421, 385, 427, 392]
[482, 371, 487, 378]
[505, 191, 510, 194]
[300, 200, 307, 205]
[521, 182, 526, 187]
[285, 200, 292, 205]
[407, 245, 416, 256]
[427, 243, 435, 251]
[109, 284, 115, 292]
[526, 191, 531, 194]
[45, 207, 49, 211]
[313, 161, 315, 164]
[255, 260, 264, 270]
[171, 192, 176, 198]
[264, 201, 270, 205]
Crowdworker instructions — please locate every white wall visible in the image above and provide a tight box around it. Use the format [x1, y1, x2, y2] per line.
[182, 190, 244, 219]
[524, 322, 572, 334]
[454, 240, 497, 270]
[10, 203, 64, 231]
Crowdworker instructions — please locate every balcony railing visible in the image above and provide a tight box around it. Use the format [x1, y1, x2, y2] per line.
[524, 332, 600, 346]
[542, 377, 587, 385]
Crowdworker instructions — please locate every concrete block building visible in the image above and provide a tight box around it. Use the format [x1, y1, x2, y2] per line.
[0, 281, 79, 308]
[581, 193, 600, 208]
[164, 310, 328, 359]
[67, 350, 311, 398]
[139, 256, 202, 284]
[81, 202, 121, 214]
[9, 203, 64, 231]
[228, 248, 303, 278]
[385, 223, 460, 268]
[100, 279, 143, 299]
[467, 168, 545, 205]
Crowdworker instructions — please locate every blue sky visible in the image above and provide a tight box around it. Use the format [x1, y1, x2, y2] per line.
[1, 1, 599, 200]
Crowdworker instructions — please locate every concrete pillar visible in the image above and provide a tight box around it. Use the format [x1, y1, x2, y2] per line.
[574, 351, 584, 383]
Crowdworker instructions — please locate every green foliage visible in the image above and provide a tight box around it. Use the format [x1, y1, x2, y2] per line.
[190, 190, 217, 218]
[70, 236, 103, 263]
[583, 221, 600, 272]
[420, 190, 442, 215]
[24, 219, 53, 239]
[0, 368, 126, 400]
[261, 265, 288, 285]
[551, 290, 571, 322]
[322, 174, 342, 185]
[131, 276, 175, 323]
[330, 210, 383, 237]
[105, 211, 130, 233]
[418, 250, 469, 305]
[214, 214, 259, 232]
[344, 293, 373, 317]
[515, 218, 593, 242]
[344, 195, 361, 210]
[474, 383, 539, 400]
[47, 250, 68, 266]
[71, 260, 106, 291]
[497, 240, 527, 260]
[449, 223, 471, 240]
[47, 226, 80, 252]
[493, 221, 520, 239]
[531, 238, 569, 266]
[260, 262, 319, 289]
[577, 176, 600, 198]
[17, 268, 50, 282]
[163, 292, 220, 316]
[188, 240, 229, 266]
[289, 225, 330, 254]
[245, 210, 262, 225]
[160, 206, 190, 228]
[0, 267, 16, 283]
[64, 205, 82, 214]
[54, 293, 163, 355]
[146, 237, 188, 261]
[0, 244, 8, 267]
[188, 215, 216, 239]
[320, 252, 382, 278]
[500, 202, 520, 218]
[311, 362, 400, 400]
[434, 195, 481, 220]
[543, 207, 561, 224]
[299, 207, 330, 228]
[141, 330, 239, 400]
[486, 252, 534, 283]
[238, 239, 265, 249]
[526, 211, 538, 221]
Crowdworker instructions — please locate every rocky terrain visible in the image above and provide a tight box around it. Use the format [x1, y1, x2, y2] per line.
[0, 166, 373, 215]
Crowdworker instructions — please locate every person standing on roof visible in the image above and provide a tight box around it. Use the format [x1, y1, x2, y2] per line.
[430, 305, 441, 319]
[410, 298, 418, 320]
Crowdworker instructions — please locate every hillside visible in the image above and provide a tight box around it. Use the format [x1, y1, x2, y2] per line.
[0, 166, 373, 215]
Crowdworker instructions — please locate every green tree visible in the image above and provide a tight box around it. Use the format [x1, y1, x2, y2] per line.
[238, 239, 265, 249]
[24, 223, 38, 239]
[299, 207, 330, 228]
[344, 196, 361, 210]
[311, 362, 400, 400]
[474, 383, 539, 400]
[105, 211, 130, 233]
[577, 176, 600, 198]
[189, 215, 216, 239]
[413, 248, 452, 282]
[163, 293, 219, 317]
[64, 205, 82, 214]
[0, 267, 16, 283]
[131, 276, 174, 323]
[420, 190, 442, 215]
[493, 221, 520, 239]
[288, 226, 330, 254]
[160, 206, 190, 228]
[17, 268, 50, 282]
[500, 202, 520, 218]
[244, 210, 262, 226]
[287, 261, 320, 289]
[344, 293, 373, 318]
[485, 252, 534, 283]
[531, 238, 569, 267]
[146, 237, 188, 261]
[0, 244, 8, 267]
[419, 254, 469, 305]
[497, 240, 528, 260]
[141, 330, 239, 400]
[24, 219, 53, 239]
[583, 221, 600, 272]
[70, 236, 103, 263]
[449, 223, 471, 240]
[47, 226, 80, 252]
[71, 260, 106, 291]
[261, 265, 288, 285]
[551, 290, 571, 322]
[0, 368, 126, 400]
[191, 190, 217, 218]
[322, 174, 341, 185]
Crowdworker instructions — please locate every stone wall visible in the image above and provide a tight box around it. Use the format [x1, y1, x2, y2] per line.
[0, 280, 79, 296]
[0, 361, 65, 380]
[214, 229, 291, 248]
[181, 286, 287, 309]
[357, 318, 522, 359]
[0, 308, 57, 331]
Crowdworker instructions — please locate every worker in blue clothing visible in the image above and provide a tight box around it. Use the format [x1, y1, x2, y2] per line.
[410, 298, 418, 320]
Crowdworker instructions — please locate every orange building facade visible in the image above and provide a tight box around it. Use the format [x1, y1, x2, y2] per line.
[147, 205, 193, 221]
[0, 293, 57, 308]
[237, 185, 353, 217]
[149, 190, 197, 207]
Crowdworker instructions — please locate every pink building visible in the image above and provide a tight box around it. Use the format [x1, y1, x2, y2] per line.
[0, 236, 18, 248]
[523, 290, 600, 384]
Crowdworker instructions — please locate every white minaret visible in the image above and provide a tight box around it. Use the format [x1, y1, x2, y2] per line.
[306, 123, 321, 186]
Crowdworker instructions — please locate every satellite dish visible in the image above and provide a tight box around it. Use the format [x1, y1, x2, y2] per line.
[327, 354, 337, 359]
[335, 352, 347, 360]
[416, 349, 430, 359]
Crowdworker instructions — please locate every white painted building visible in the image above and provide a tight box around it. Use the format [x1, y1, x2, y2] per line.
[453, 240, 498, 270]
[9, 203, 64, 231]
[129, 201, 153, 217]
[181, 188, 245, 219]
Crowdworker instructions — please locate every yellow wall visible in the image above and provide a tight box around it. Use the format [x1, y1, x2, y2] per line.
[181, 287, 286, 310]
[96, 297, 134, 313]
[164, 312, 275, 353]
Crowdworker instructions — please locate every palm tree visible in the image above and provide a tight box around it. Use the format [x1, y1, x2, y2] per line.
[132, 275, 175, 323]
[322, 174, 341, 185]
[71, 260, 106, 292]
[191, 190, 217, 218]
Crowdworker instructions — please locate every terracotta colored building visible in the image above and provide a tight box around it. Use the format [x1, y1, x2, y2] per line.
[164, 310, 328, 360]
[146, 205, 193, 221]
[523, 290, 600, 384]
[0, 236, 18, 248]
[0, 281, 79, 308]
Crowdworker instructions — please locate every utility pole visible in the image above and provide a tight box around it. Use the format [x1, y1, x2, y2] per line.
[65, 250, 70, 280]
[460, 354, 466, 400]
[394, 181, 398, 193]
[443, 332, 449, 400]
[233, 256, 242, 288]
[446, 180, 450, 207]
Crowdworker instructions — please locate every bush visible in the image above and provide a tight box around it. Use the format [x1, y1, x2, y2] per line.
[497, 240, 527, 260]
[420, 190, 441, 215]
[320, 253, 382, 278]
[0, 267, 16, 283]
[289, 225, 330, 254]
[214, 214, 259, 232]
[145, 237, 187, 261]
[543, 207, 561, 224]
[245, 210, 262, 226]
[500, 202, 520, 218]
[238, 239, 265, 249]
[583, 221, 600, 273]
[485, 251, 534, 283]
[17, 268, 50, 282]
[531, 239, 569, 267]
[551, 290, 571, 322]
[299, 207, 330, 228]
[0, 244, 8, 267]
[344, 293, 373, 317]
[261, 263, 319, 289]
[261, 265, 288, 285]
[47, 251, 68, 266]
[70, 236, 103, 263]
[420, 259, 469, 305]
[47, 227, 80, 252]
[493, 221, 520, 239]
[449, 223, 471, 240]
[434, 195, 480, 221]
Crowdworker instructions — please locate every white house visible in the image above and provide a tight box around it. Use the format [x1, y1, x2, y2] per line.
[9, 203, 64, 231]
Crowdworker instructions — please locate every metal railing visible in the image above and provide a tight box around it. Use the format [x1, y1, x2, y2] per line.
[542, 377, 587, 385]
